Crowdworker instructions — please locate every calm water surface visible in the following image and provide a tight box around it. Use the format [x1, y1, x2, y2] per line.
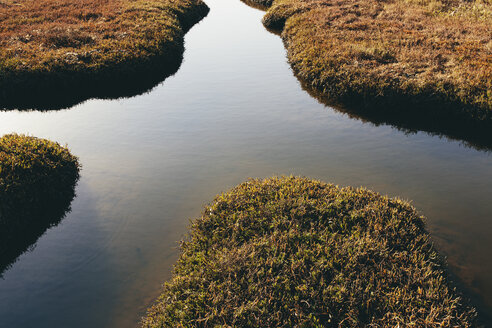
[1, 0, 491, 326]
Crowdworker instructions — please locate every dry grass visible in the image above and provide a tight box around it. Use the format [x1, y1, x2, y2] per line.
[253, 0, 491, 120]
[0, 0, 204, 70]
[142, 176, 477, 327]
[0, 0, 209, 108]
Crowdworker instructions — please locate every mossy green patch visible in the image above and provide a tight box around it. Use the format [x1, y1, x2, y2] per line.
[142, 176, 476, 327]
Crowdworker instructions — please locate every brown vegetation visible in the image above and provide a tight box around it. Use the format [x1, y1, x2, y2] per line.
[249, 0, 491, 122]
[142, 176, 477, 327]
[0, 0, 209, 109]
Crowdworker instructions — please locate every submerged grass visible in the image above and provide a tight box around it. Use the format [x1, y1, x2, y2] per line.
[0, 134, 80, 273]
[246, 0, 491, 123]
[142, 176, 477, 327]
[0, 0, 209, 109]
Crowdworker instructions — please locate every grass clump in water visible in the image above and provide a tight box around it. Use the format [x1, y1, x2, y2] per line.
[0, 134, 80, 273]
[142, 176, 477, 327]
[245, 0, 491, 123]
[0, 0, 209, 109]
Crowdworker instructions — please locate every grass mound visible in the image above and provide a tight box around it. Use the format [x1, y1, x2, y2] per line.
[0, 134, 80, 273]
[0, 0, 209, 109]
[142, 176, 476, 327]
[247, 0, 491, 123]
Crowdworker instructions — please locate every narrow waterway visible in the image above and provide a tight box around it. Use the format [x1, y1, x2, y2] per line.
[0, 0, 491, 326]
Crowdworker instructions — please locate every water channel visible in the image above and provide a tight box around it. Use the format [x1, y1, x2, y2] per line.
[0, 0, 491, 326]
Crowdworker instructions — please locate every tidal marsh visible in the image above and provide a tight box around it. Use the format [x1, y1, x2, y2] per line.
[243, 0, 492, 125]
[0, 0, 209, 109]
[142, 176, 477, 327]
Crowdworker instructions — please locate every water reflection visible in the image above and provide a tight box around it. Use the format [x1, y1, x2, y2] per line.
[0, 9, 209, 112]
[255, 14, 492, 152]
[295, 69, 492, 153]
[0, 0, 491, 326]
[0, 174, 79, 275]
[1, 55, 185, 112]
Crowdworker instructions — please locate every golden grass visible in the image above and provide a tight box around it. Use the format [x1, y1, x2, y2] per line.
[0, 0, 208, 108]
[255, 0, 491, 120]
[142, 176, 477, 327]
[0, 0, 201, 70]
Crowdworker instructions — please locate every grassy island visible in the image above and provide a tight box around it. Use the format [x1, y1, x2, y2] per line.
[0, 134, 80, 273]
[0, 0, 209, 109]
[245, 0, 491, 124]
[142, 176, 476, 327]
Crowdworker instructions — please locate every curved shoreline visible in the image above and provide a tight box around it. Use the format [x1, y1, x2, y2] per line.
[0, 134, 80, 274]
[298, 77, 492, 152]
[241, 0, 491, 135]
[0, 0, 209, 111]
[142, 176, 477, 327]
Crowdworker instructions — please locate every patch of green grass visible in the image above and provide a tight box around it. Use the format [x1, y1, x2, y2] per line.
[0, 134, 80, 273]
[247, 0, 491, 122]
[142, 176, 477, 327]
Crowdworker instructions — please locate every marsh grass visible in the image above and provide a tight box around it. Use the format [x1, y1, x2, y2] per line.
[142, 176, 477, 327]
[246, 0, 491, 124]
[0, 134, 80, 274]
[0, 0, 209, 110]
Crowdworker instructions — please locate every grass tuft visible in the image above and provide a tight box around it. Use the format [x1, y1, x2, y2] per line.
[142, 176, 477, 327]
[0, 134, 80, 274]
[0, 0, 209, 109]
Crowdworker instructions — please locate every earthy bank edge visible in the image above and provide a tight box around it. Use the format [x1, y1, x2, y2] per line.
[142, 176, 477, 327]
[0, 0, 209, 110]
[245, 0, 491, 125]
[0, 134, 80, 274]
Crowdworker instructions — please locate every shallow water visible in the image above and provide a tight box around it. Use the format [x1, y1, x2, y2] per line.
[0, 0, 491, 326]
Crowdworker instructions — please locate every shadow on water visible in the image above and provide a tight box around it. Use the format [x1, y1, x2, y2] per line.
[298, 73, 492, 321]
[298, 74, 492, 323]
[0, 53, 183, 112]
[444, 260, 492, 326]
[250, 12, 492, 322]
[246, 2, 492, 153]
[297, 79, 492, 152]
[0, 175, 79, 276]
[0, 7, 209, 112]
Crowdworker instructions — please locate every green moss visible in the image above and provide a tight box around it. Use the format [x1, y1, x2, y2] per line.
[0, 134, 80, 273]
[142, 176, 476, 327]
